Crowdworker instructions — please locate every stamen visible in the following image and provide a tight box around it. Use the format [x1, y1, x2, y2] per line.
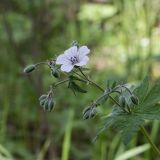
[70, 56, 78, 65]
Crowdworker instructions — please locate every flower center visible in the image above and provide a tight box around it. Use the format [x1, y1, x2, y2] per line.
[70, 56, 79, 65]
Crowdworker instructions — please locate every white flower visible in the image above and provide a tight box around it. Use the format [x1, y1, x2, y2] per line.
[56, 46, 90, 72]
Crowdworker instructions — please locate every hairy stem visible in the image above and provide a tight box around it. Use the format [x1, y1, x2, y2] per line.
[78, 68, 104, 92]
[121, 85, 133, 95]
[35, 61, 48, 67]
[140, 126, 160, 156]
[53, 79, 69, 88]
[78, 68, 127, 112]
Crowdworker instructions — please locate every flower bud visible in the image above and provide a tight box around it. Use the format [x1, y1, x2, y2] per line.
[71, 41, 79, 47]
[130, 95, 139, 105]
[90, 107, 97, 118]
[39, 94, 47, 101]
[111, 81, 117, 89]
[83, 105, 97, 120]
[48, 99, 55, 112]
[24, 64, 36, 73]
[43, 99, 49, 111]
[39, 89, 55, 112]
[119, 96, 126, 107]
[40, 98, 46, 106]
[82, 106, 90, 115]
[83, 110, 90, 119]
[51, 70, 60, 78]
[39, 94, 47, 106]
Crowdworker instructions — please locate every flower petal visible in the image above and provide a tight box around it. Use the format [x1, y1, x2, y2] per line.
[61, 64, 74, 72]
[75, 56, 89, 66]
[64, 46, 78, 58]
[56, 54, 70, 65]
[78, 46, 90, 56]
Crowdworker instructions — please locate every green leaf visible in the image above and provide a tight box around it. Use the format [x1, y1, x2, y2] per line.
[107, 79, 117, 89]
[68, 81, 76, 96]
[112, 114, 144, 145]
[93, 105, 122, 141]
[93, 115, 117, 142]
[133, 76, 149, 104]
[68, 81, 87, 93]
[143, 80, 160, 107]
[134, 79, 160, 121]
[135, 104, 160, 120]
[96, 106, 144, 145]
[69, 75, 86, 83]
[115, 144, 150, 160]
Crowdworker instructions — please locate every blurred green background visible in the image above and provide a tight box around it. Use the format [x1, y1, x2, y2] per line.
[0, 0, 160, 160]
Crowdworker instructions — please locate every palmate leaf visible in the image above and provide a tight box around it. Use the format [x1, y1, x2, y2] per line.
[134, 78, 160, 121]
[96, 76, 160, 145]
[120, 77, 160, 143]
[98, 106, 144, 145]
[93, 110, 120, 142]
[133, 76, 149, 104]
[135, 104, 160, 120]
[112, 114, 144, 145]
[142, 80, 160, 107]
[109, 107, 145, 145]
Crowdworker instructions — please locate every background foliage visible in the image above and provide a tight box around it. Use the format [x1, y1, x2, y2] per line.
[0, 0, 160, 159]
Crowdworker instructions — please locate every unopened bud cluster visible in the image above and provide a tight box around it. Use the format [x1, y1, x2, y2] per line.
[83, 104, 97, 119]
[117, 86, 139, 113]
[39, 90, 55, 112]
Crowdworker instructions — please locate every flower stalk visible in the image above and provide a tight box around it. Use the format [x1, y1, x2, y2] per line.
[140, 126, 160, 156]
[53, 79, 69, 88]
[78, 68, 127, 112]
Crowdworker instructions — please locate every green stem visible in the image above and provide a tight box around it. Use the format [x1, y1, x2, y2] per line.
[53, 79, 69, 88]
[78, 68, 127, 112]
[140, 126, 160, 156]
[78, 68, 104, 92]
[108, 95, 127, 113]
[53, 77, 87, 89]
[121, 85, 132, 95]
[73, 70, 86, 80]
[35, 61, 48, 67]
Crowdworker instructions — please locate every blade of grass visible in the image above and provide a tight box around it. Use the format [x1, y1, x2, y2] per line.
[61, 109, 74, 160]
[37, 137, 51, 160]
[108, 134, 121, 160]
[145, 121, 160, 159]
[114, 144, 150, 160]
[0, 144, 13, 160]
[100, 139, 107, 160]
